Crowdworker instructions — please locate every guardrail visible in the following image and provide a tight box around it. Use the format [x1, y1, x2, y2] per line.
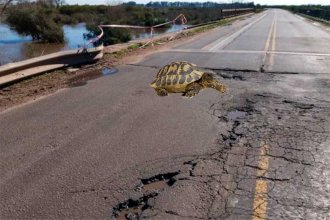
[0, 45, 103, 87]
[295, 8, 330, 21]
[297, 13, 330, 25]
[89, 14, 187, 48]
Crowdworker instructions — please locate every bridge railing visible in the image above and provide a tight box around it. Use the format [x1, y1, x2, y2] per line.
[88, 14, 187, 48]
[88, 8, 254, 47]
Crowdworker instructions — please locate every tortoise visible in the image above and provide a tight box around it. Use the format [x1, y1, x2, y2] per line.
[150, 61, 227, 97]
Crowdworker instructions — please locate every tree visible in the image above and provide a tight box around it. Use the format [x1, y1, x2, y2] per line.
[0, 0, 13, 17]
[6, 3, 64, 43]
[52, 0, 65, 7]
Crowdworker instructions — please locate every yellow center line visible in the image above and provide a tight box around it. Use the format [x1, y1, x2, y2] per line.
[262, 16, 276, 65]
[252, 143, 270, 220]
[264, 19, 275, 52]
[269, 14, 277, 70]
[271, 14, 277, 51]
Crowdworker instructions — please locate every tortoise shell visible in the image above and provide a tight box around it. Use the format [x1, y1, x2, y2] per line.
[150, 61, 204, 90]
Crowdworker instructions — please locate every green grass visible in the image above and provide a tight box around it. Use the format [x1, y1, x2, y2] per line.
[186, 17, 239, 35]
[127, 43, 141, 50]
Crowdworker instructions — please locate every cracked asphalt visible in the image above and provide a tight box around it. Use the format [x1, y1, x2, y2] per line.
[1, 9, 330, 219]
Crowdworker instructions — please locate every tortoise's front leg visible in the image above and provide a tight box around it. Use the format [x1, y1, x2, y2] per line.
[183, 83, 202, 97]
[155, 88, 168, 96]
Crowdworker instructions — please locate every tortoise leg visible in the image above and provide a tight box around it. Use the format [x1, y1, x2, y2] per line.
[183, 83, 202, 97]
[155, 88, 168, 96]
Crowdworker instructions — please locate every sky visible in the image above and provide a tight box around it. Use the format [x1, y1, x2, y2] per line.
[66, 0, 330, 5]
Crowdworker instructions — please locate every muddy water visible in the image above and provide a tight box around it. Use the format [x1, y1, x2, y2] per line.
[0, 23, 188, 66]
[0, 23, 89, 65]
[67, 67, 119, 87]
[227, 110, 247, 121]
[131, 24, 189, 40]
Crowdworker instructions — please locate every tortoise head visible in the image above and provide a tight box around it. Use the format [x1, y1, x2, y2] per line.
[201, 72, 227, 93]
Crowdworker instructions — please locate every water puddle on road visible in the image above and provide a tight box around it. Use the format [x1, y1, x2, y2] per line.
[116, 204, 144, 220]
[142, 180, 168, 194]
[140, 172, 178, 191]
[68, 67, 118, 87]
[101, 67, 118, 76]
[223, 110, 249, 147]
[227, 110, 247, 121]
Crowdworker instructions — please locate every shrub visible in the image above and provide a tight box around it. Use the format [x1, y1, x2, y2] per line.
[6, 3, 64, 43]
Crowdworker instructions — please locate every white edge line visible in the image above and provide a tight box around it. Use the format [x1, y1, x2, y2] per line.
[165, 49, 330, 57]
[208, 13, 268, 51]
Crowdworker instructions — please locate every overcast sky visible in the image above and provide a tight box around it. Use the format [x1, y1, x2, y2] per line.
[66, 0, 330, 5]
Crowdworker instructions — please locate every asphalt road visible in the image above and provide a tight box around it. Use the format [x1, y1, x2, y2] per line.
[1, 9, 330, 219]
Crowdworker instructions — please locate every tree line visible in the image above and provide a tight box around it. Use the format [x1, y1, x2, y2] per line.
[273, 5, 330, 21]
[1, 1, 255, 44]
[125, 1, 254, 9]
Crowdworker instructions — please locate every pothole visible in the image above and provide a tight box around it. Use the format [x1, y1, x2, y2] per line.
[140, 172, 179, 192]
[112, 192, 157, 220]
[221, 107, 252, 147]
[141, 180, 168, 194]
[68, 67, 118, 87]
[112, 172, 179, 220]
[101, 67, 119, 76]
[227, 110, 248, 121]
[222, 123, 242, 147]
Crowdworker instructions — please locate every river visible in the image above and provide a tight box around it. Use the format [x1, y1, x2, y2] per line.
[0, 23, 188, 66]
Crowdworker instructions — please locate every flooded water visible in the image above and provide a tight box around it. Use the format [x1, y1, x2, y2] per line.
[0, 23, 89, 65]
[0, 23, 188, 66]
[131, 24, 189, 40]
